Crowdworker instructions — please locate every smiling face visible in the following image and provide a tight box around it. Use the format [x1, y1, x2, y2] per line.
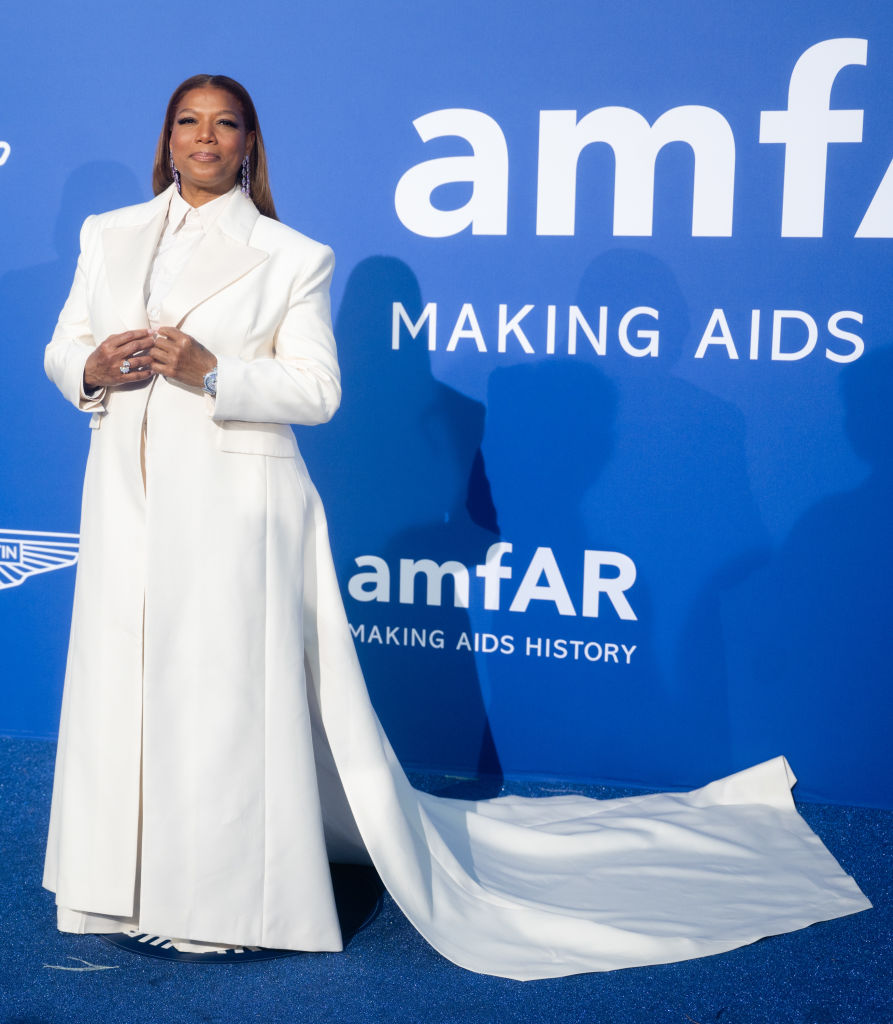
[169, 86, 255, 206]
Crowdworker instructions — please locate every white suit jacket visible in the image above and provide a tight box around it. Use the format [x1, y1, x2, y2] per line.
[45, 183, 341, 451]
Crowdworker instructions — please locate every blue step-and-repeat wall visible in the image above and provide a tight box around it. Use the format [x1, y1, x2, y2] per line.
[2, 2, 890, 808]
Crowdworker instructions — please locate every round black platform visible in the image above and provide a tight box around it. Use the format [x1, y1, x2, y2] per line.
[98, 863, 384, 963]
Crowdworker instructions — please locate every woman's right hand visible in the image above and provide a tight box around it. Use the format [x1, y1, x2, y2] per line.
[83, 330, 155, 389]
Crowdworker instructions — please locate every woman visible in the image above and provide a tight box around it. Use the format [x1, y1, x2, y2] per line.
[43, 75, 870, 978]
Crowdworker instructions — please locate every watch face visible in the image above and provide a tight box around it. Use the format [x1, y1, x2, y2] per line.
[203, 369, 218, 396]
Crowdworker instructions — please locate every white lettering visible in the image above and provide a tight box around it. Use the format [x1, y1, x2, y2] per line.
[618, 306, 659, 357]
[759, 38, 866, 237]
[509, 547, 576, 615]
[521, 636, 637, 662]
[694, 308, 740, 360]
[348, 555, 390, 603]
[392, 302, 437, 351]
[856, 158, 893, 237]
[749, 309, 761, 360]
[396, 41, 886, 240]
[350, 623, 445, 649]
[546, 305, 557, 354]
[536, 106, 735, 236]
[351, 545, 638, 619]
[394, 109, 508, 236]
[826, 311, 864, 363]
[399, 558, 470, 608]
[568, 305, 607, 355]
[498, 304, 536, 353]
[446, 303, 487, 351]
[771, 310, 818, 361]
[582, 551, 638, 620]
[526, 636, 543, 657]
[584, 642, 602, 662]
[475, 542, 513, 610]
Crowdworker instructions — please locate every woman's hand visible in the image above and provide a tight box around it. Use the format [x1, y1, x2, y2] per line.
[149, 327, 217, 388]
[83, 330, 155, 388]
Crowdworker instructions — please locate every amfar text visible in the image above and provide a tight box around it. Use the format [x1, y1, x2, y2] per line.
[395, 39, 891, 239]
[347, 544, 638, 620]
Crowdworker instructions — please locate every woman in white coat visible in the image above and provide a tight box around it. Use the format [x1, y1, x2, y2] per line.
[44, 74, 351, 954]
[44, 74, 871, 977]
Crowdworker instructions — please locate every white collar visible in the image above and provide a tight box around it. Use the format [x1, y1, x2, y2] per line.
[167, 184, 239, 233]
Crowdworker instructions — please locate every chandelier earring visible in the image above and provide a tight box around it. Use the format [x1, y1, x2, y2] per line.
[169, 152, 181, 194]
[241, 155, 251, 198]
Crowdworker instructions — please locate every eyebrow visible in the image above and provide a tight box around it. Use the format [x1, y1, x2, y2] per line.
[176, 107, 241, 117]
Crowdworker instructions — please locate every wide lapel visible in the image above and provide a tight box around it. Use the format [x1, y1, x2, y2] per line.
[159, 191, 268, 328]
[102, 188, 173, 330]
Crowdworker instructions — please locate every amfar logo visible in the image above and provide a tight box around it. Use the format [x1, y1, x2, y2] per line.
[347, 544, 638, 620]
[0, 529, 79, 590]
[395, 38, 891, 239]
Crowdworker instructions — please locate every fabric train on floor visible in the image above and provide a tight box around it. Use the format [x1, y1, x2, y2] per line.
[305, 486, 872, 980]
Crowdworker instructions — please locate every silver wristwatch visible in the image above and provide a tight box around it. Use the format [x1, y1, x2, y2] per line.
[202, 366, 218, 397]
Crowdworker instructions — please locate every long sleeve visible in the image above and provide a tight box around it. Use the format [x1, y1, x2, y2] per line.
[210, 244, 341, 427]
[44, 215, 108, 412]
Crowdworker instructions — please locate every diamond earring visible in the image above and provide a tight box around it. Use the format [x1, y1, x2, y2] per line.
[241, 156, 251, 198]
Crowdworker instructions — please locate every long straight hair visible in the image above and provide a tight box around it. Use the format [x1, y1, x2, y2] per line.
[152, 74, 278, 220]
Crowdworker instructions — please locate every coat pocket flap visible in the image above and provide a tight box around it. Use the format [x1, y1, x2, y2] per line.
[216, 420, 297, 458]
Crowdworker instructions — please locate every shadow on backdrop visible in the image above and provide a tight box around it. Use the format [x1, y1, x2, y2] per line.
[722, 345, 893, 807]
[571, 249, 770, 784]
[479, 359, 670, 785]
[298, 256, 502, 788]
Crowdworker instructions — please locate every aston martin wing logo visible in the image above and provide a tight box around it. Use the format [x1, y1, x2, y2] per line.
[0, 528, 79, 590]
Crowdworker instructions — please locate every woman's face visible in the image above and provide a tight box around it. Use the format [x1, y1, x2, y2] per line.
[169, 86, 255, 204]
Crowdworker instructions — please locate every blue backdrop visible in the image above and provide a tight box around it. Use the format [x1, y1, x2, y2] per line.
[2, 1, 891, 808]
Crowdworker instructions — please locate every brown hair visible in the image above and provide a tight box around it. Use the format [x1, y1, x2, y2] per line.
[152, 74, 278, 220]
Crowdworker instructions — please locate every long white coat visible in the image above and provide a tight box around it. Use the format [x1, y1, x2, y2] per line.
[43, 186, 871, 978]
[44, 185, 354, 951]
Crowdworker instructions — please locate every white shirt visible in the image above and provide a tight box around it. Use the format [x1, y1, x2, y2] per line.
[145, 185, 237, 329]
[81, 186, 237, 401]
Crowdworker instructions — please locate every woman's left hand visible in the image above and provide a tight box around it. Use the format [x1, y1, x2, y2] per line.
[149, 328, 217, 388]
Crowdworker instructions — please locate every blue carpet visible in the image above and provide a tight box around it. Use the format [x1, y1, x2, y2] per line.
[2, 736, 890, 1024]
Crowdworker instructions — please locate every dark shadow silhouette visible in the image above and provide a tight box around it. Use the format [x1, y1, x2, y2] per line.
[476, 359, 670, 786]
[330, 862, 384, 944]
[298, 257, 502, 787]
[570, 250, 770, 784]
[722, 345, 893, 806]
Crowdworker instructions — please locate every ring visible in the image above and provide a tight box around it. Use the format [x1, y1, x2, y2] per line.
[120, 360, 131, 375]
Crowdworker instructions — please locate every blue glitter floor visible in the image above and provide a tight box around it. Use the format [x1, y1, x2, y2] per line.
[2, 736, 890, 1024]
